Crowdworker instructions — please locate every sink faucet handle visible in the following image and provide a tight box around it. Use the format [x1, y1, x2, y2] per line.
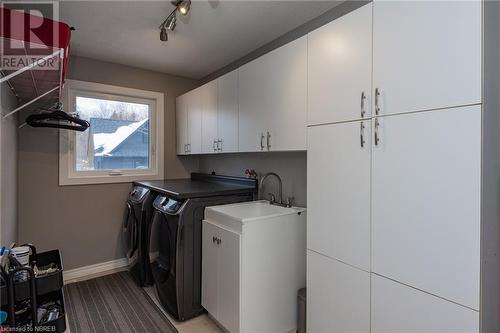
[286, 197, 295, 207]
[268, 193, 276, 204]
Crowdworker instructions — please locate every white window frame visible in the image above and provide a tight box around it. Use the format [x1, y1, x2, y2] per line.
[59, 79, 164, 185]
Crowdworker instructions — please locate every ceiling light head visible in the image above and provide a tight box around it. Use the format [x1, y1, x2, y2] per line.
[160, 26, 168, 41]
[166, 13, 177, 31]
[177, 0, 191, 16]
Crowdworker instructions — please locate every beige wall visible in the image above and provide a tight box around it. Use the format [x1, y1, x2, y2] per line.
[1, 84, 18, 246]
[18, 56, 198, 269]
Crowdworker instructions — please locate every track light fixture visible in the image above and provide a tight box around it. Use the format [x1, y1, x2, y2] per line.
[177, 0, 191, 16]
[159, 0, 191, 42]
[160, 26, 168, 41]
[166, 13, 177, 31]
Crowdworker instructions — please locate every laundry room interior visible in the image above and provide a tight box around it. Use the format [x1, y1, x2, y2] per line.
[0, 1, 499, 332]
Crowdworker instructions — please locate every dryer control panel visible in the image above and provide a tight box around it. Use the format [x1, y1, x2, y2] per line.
[153, 195, 184, 214]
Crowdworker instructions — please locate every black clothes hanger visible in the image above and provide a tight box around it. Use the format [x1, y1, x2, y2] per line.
[25, 103, 90, 132]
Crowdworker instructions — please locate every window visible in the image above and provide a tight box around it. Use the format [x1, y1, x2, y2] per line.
[60, 80, 164, 185]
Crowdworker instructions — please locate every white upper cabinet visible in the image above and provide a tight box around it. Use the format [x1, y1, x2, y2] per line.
[217, 70, 239, 153]
[187, 87, 203, 154]
[201, 81, 218, 154]
[176, 94, 189, 155]
[307, 120, 371, 271]
[267, 36, 307, 151]
[239, 36, 307, 152]
[238, 51, 269, 152]
[372, 274, 479, 333]
[372, 106, 481, 310]
[308, 3, 372, 125]
[372, 0, 481, 116]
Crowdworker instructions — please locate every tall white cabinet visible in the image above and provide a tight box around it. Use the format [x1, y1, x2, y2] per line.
[307, 120, 371, 271]
[307, 2, 482, 333]
[372, 106, 481, 310]
[308, 2, 372, 125]
[372, 1, 481, 116]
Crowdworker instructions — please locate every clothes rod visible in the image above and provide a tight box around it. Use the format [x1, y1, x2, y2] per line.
[3, 86, 59, 118]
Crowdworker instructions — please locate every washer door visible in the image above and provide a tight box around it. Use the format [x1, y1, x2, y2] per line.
[123, 201, 137, 258]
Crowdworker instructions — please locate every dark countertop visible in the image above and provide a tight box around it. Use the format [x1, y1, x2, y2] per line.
[134, 174, 257, 199]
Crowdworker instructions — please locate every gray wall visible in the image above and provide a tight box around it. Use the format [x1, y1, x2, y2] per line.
[18, 56, 199, 270]
[0, 84, 18, 246]
[481, 1, 500, 331]
[199, 152, 307, 207]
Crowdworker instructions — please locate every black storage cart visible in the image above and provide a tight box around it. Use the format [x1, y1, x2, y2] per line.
[0, 246, 66, 332]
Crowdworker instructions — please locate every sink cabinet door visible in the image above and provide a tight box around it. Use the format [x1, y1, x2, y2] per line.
[202, 221, 219, 317]
[217, 226, 241, 333]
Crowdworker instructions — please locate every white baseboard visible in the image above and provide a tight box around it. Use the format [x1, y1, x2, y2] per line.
[64, 257, 129, 284]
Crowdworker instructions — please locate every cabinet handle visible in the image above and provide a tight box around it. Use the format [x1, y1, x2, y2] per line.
[267, 131, 271, 150]
[260, 133, 265, 151]
[217, 139, 222, 152]
[375, 88, 381, 115]
[360, 92, 366, 118]
[374, 118, 380, 146]
[184, 144, 187, 153]
[360, 121, 365, 148]
[217, 238, 221, 245]
[213, 236, 216, 243]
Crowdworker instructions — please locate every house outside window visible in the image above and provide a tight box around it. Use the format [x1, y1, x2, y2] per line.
[59, 80, 164, 185]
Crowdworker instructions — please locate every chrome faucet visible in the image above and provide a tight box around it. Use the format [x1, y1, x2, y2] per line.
[260, 172, 283, 204]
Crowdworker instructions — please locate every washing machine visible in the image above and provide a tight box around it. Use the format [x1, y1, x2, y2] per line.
[123, 186, 156, 286]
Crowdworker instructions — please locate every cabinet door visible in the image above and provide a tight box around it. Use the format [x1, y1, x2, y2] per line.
[267, 36, 307, 151]
[238, 54, 268, 152]
[202, 221, 219, 317]
[176, 94, 188, 155]
[217, 70, 239, 153]
[239, 37, 307, 152]
[217, 226, 240, 333]
[308, 3, 372, 125]
[188, 88, 203, 154]
[372, 106, 481, 310]
[307, 251, 370, 333]
[372, 274, 479, 333]
[307, 120, 371, 270]
[373, 1, 481, 115]
[201, 81, 218, 154]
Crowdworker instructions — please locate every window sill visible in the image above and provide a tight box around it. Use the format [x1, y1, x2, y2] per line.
[59, 172, 164, 186]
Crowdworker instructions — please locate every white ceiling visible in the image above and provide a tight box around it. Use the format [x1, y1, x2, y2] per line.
[60, 1, 341, 79]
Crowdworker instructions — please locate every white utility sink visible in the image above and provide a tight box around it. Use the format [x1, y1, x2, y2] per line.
[202, 199, 306, 333]
[204, 200, 305, 233]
